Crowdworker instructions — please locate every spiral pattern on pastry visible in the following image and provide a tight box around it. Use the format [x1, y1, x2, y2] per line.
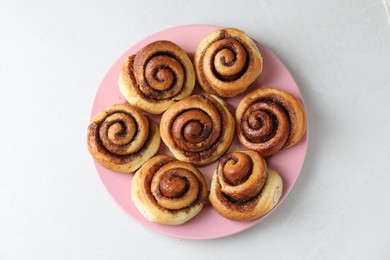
[131, 155, 208, 225]
[160, 94, 235, 165]
[236, 88, 307, 156]
[87, 104, 161, 173]
[119, 40, 195, 114]
[194, 28, 263, 98]
[209, 151, 283, 221]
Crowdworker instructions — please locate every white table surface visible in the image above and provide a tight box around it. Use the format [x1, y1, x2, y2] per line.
[1, 0, 390, 259]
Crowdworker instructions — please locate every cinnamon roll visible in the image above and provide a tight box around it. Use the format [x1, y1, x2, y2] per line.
[131, 155, 208, 225]
[194, 28, 263, 98]
[209, 151, 283, 221]
[236, 88, 307, 156]
[87, 104, 160, 173]
[160, 94, 235, 165]
[118, 40, 195, 114]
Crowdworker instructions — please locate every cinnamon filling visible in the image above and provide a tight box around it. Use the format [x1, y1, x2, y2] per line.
[128, 50, 189, 102]
[211, 42, 250, 81]
[169, 94, 228, 161]
[215, 184, 260, 212]
[241, 98, 290, 145]
[93, 116, 156, 162]
[198, 30, 253, 84]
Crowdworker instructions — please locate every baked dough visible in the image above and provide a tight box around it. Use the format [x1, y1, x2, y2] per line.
[131, 155, 208, 225]
[209, 150, 283, 221]
[236, 88, 307, 156]
[119, 40, 195, 114]
[160, 94, 235, 165]
[87, 104, 160, 173]
[194, 28, 263, 98]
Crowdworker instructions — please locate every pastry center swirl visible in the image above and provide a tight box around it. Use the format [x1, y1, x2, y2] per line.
[172, 108, 219, 153]
[159, 170, 189, 198]
[151, 166, 200, 210]
[241, 101, 288, 143]
[98, 110, 148, 156]
[222, 153, 252, 186]
[183, 121, 208, 144]
[106, 117, 135, 146]
[151, 66, 175, 91]
[134, 51, 186, 100]
[217, 151, 267, 202]
[206, 38, 248, 81]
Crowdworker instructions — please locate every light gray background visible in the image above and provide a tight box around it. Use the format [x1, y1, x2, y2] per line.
[1, 0, 389, 259]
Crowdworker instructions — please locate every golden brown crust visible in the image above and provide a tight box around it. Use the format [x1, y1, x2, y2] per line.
[235, 88, 307, 156]
[87, 104, 161, 173]
[119, 40, 195, 114]
[160, 94, 235, 165]
[131, 155, 208, 225]
[209, 151, 283, 221]
[194, 28, 263, 98]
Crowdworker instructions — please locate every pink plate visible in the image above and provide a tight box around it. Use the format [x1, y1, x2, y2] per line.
[90, 24, 308, 240]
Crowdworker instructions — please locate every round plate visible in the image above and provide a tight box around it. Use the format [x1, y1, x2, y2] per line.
[90, 24, 308, 240]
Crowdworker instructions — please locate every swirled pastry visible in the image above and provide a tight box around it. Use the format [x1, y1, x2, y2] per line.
[236, 88, 307, 156]
[209, 151, 283, 221]
[87, 104, 160, 173]
[160, 94, 235, 165]
[194, 28, 263, 98]
[131, 155, 208, 225]
[119, 40, 195, 114]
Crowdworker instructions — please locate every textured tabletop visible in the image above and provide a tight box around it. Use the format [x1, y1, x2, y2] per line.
[1, 0, 389, 259]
